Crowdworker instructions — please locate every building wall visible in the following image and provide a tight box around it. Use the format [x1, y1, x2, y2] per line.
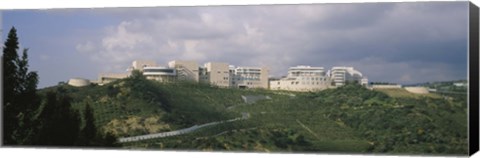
[269, 77, 331, 92]
[142, 67, 177, 82]
[168, 60, 199, 82]
[330, 67, 366, 86]
[270, 66, 331, 92]
[98, 73, 129, 85]
[259, 67, 269, 88]
[199, 67, 209, 83]
[205, 62, 230, 87]
[68, 78, 91, 87]
[232, 67, 269, 89]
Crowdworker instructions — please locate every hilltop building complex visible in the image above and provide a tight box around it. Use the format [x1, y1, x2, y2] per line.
[94, 60, 368, 92]
[269, 66, 368, 92]
[97, 60, 270, 89]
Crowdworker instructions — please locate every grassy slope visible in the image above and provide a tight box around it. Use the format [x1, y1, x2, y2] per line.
[374, 88, 441, 99]
[38, 80, 468, 155]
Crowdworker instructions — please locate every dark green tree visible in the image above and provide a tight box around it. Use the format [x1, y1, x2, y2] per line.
[33, 91, 81, 146]
[2, 27, 40, 145]
[79, 102, 97, 146]
[129, 69, 146, 80]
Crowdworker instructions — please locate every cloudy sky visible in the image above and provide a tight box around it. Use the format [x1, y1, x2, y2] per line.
[2, 2, 469, 88]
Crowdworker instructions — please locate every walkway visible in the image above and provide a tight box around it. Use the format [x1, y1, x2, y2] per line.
[118, 112, 250, 143]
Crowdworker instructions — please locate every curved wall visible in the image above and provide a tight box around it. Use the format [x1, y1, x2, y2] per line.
[68, 78, 91, 87]
[404, 87, 429, 94]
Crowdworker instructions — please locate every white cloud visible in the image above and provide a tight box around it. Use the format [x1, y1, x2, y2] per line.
[75, 2, 468, 83]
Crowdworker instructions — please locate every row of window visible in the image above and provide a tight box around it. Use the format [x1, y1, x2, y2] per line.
[289, 72, 324, 75]
[236, 69, 261, 72]
[199, 76, 260, 81]
[143, 69, 175, 73]
[236, 72, 261, 75]
[298, 77, 327, 81]
[231, 81, 258, 85]
[275, 81, 327, 85]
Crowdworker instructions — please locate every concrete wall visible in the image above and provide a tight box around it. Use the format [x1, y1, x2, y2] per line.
[259, 67, 269, 88]
[205, 62, 230, 87]
[68, 78, 91, 87]
[168, 60, 199, 82]
[270, 66, 330, 92]
[98, 73, 129, 84]
[270, 77, 330, 92]
[404, 87, 429, 94]
[371, 84, 402, 89]
[233, 67, 269, 89]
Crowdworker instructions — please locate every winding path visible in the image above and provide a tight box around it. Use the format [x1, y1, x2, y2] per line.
[118, 112, 250, 143]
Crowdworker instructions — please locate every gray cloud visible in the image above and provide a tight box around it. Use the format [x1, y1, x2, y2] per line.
[74, 2, 468, 84]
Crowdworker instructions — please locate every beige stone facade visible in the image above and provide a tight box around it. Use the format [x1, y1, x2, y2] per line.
[269, 66, 331, 92]
[168, 60, 199, 82]
[404, 87, 429, 94]
[370, 84, 402, 89]
[98, 73, 130, 85]
[203, 62, 230, 87]
[68, 78, 91, 87]
[98, 60, 269, 89]
[231, 67, 269, 89]
[143, 66, 176, 82]
[330, 66, 367, 86]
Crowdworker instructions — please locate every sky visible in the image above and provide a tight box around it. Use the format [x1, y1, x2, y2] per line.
[1, 2, 470, 88]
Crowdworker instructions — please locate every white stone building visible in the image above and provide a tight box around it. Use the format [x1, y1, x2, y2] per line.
[142, 66, 177, 82]
[269, 66, 331, 92]
[68, 78, 91, 87]
[199, 62, 231, 87]
[231, 66, 269, 89]
[329, 66, 368, 86]
[168, 60, 199, 82]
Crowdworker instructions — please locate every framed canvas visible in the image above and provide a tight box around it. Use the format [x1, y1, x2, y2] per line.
[1, 0, 479, 158]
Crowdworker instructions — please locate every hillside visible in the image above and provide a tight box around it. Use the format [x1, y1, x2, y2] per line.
[39, 78, 468, 155]
[374, 88, 441, 99]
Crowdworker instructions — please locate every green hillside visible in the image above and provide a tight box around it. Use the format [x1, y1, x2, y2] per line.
[374, 88, 441, 99]
[39, 77, 468, 155]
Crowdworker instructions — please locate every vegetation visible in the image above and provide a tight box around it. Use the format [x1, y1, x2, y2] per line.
[39, 75, 467, 155]
[3, 27, 40, 145]
[2, 27, 116, 147]
[309, 84, 467, 154]
[374, 88, 441, 99]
